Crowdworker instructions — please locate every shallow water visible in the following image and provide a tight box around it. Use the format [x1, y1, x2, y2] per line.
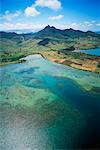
[0, 55, 100, 149]
[80, 47, 100, 56]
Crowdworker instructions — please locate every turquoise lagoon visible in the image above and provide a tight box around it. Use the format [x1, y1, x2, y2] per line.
[0, 55, 100, 149]
[80, 47, 100, 56]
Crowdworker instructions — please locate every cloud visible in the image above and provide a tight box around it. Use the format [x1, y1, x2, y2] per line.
[0, 22, 44, 32]
[48, 14, 63, 20]
[67, 21, 96, 30]
[84, 21, 96, 25]
[96, 23, 100, 26]
[68, 23, 80, 29]
[87, 23, 93, 27]
[91, 20, 96, 23]
[0, 21, 99, 33]
[1, 11, 21, 21]
[34, 0, 61, 10]
[25, 6, 40, 17]
[52, 21, 97, 31]
[84, 21, 90, 24]
[24, 0, 61, 17]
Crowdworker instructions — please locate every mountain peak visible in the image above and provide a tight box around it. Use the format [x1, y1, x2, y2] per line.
[44, 25, 51, 29]
[44, 25, 56, 30]
[34, 25, 99, 39]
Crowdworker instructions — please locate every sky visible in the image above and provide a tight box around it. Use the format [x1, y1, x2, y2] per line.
[0, 0, 100, 32]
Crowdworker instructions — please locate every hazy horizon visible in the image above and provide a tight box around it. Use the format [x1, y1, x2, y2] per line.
[0, 25, 100, 34]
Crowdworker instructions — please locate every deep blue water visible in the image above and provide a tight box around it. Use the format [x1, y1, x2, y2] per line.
[80, 47, 100, 56]
[0, 55, 100, 149]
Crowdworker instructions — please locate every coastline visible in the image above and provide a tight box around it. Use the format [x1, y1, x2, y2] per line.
[40, 51, 100, 74]
[0, 51, 100, 74]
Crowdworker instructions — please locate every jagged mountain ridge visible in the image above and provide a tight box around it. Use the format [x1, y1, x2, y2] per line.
[0, 25, 100, 40]
[0, 25, 100, 52]
[34, 25, 100, 39]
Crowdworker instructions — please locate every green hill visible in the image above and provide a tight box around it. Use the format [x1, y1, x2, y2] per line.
[0, 26, 100, 64]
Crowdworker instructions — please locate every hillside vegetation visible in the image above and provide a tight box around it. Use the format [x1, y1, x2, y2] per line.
[0, 26, 100, 72]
